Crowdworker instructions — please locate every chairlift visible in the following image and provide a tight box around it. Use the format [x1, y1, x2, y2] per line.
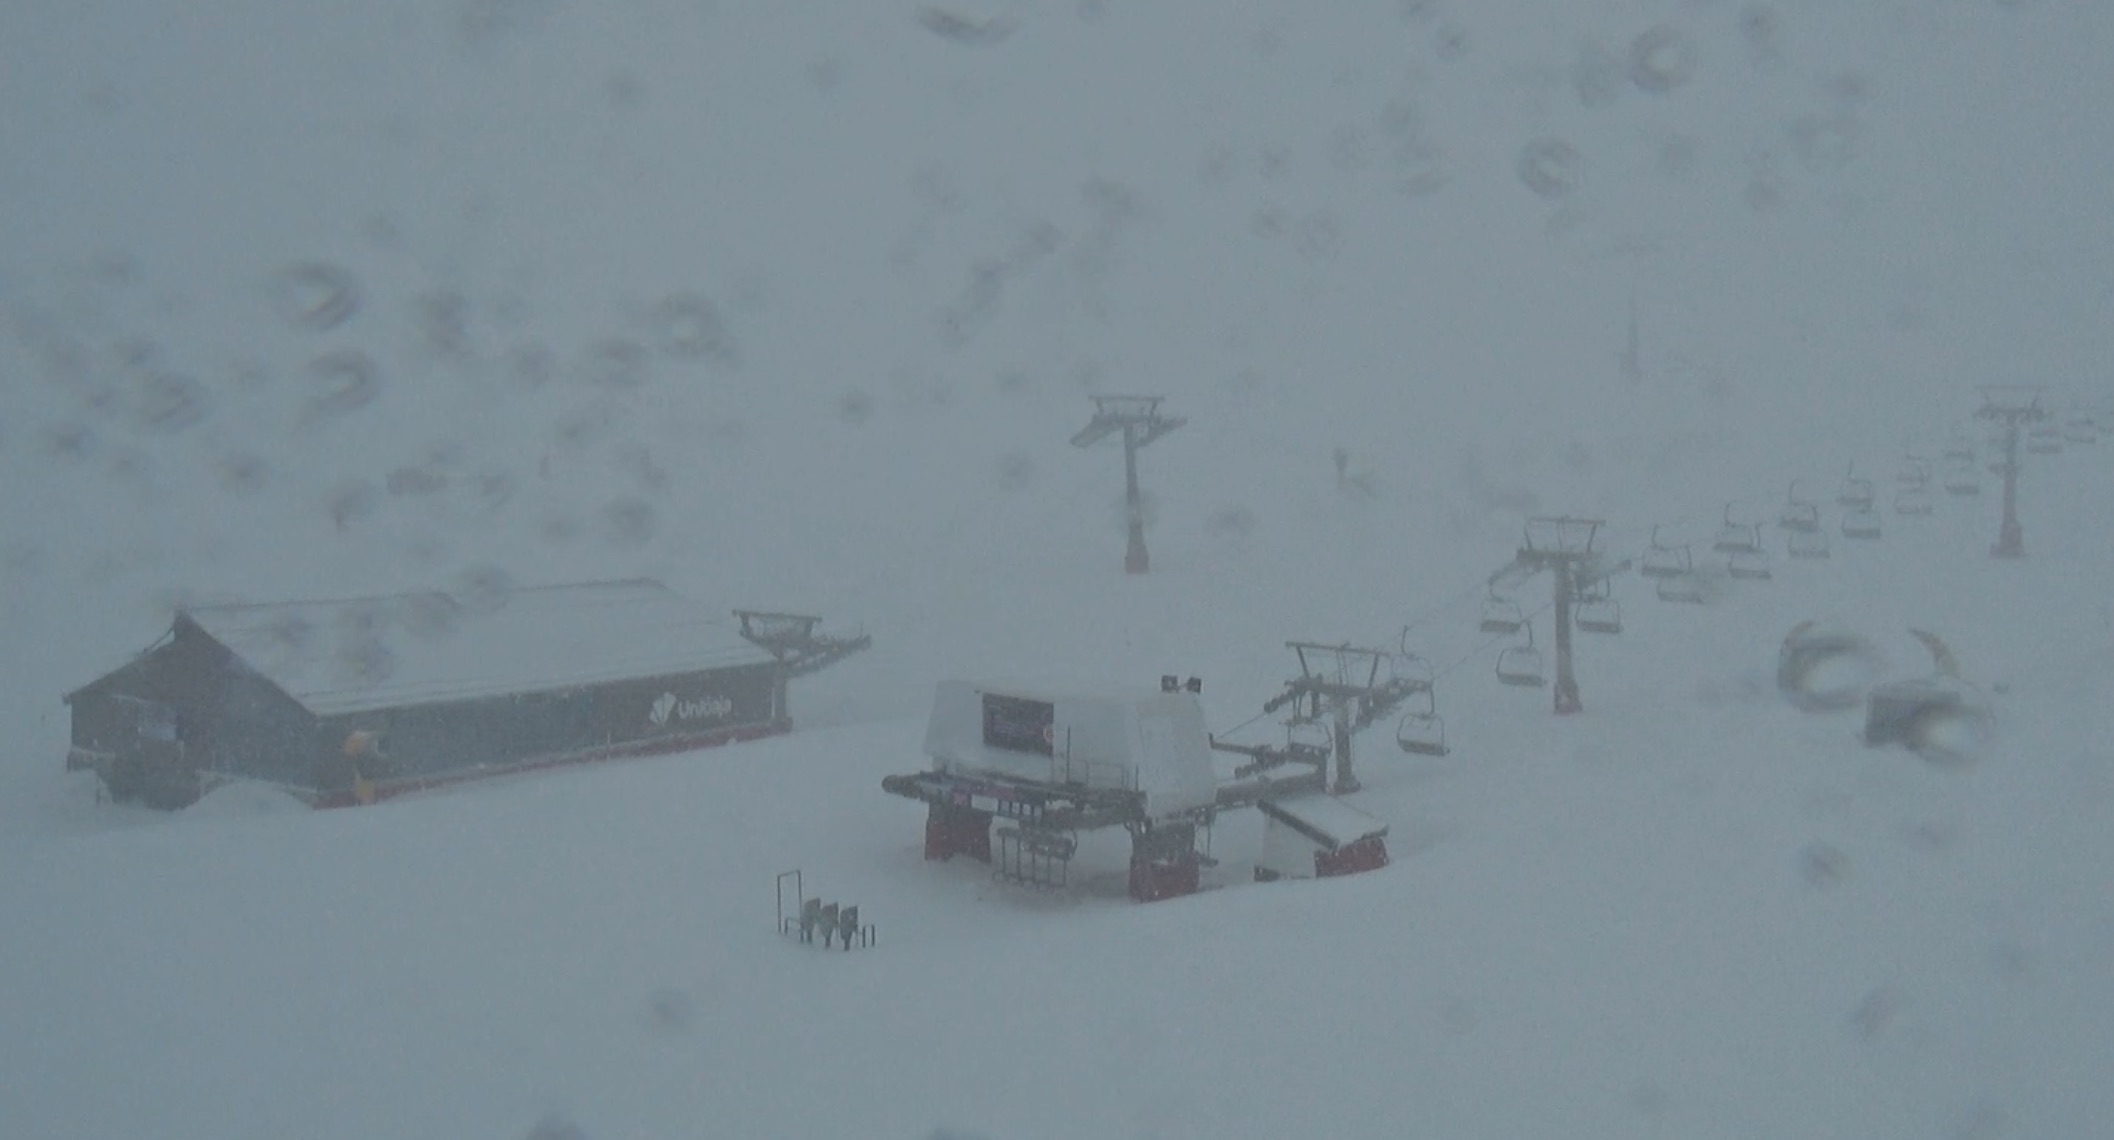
[1394, 691, 1449, 757]
[2027, 425, 2063, 455]
[1640, 526, 1691, 579]
[2066, 414, 2100, 444]
[1779, 497, 1819, 533]
[1943, 466, 1981, 496]
[1714, 503, 1762, 553]
[1837, 470, 1876, 510]
[1727, 547, 1772, 580]
[1394, 649, 1438, 695]
[1787, 528, 1830, 559]
[1495, 623, 1546, 688]
[1576, 595, 1622, 634]
[1942, 436, 1976, 466]
[1841, 507, 1882, 539]
[1896, 457, 1932, 489]
[1285, 720, 1332, 758]
[1894, 486, 1934, 516]
[1655, 572, 1708, 604]
[1478, 591, 1526, 635]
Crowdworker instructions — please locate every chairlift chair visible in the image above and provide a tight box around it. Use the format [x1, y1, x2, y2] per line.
[2027, 425, 2063, 455]
[1779, 500, 1819, 533]
[1575, 595, 1622, 634]
[1393, 649, 1438, 695]
[1837, 472, 1876, 510]
[1943, 465, 1981, 496]
[1894, 486, 1934, 516]
[1656, 572, 1707, 604]
[1943, 437, 1976, 466]
[1640, 526, 1691, 579]
[1495, 623, 1546, 688]
[1714, 504, 1762, 553]
[1841, 508, 1882, 539]
[1727, 547, 1772, 580]
[2064, 414, 2099, 444]
[1478, 592, 1526, 635]
[1787, 528, 1830, 559]
[1394, 691, 1449, 757]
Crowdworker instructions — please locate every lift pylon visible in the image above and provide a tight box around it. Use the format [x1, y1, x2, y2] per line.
[1071, 395, 1185, 573]
[1261, 641, 1426, 794]
[1976, 385, 2046, 559]
[1511, 517, 1604, 715]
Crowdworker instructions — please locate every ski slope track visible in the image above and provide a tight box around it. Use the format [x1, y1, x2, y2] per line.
[2, 2, 2111, 1137]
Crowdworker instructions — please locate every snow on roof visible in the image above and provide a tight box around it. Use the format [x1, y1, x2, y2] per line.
[183, 578, 777, 716]
[1257, 794, 1389, 850]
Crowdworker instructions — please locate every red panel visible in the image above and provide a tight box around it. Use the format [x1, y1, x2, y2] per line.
[1128, 852, 1201, 902]
[923, 804, 992, 863]
[1314, 835, 1389, 878]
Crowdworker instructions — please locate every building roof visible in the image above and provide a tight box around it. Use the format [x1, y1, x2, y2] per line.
[182, 578, 778, 716]
[1257, 794, 1389, 850]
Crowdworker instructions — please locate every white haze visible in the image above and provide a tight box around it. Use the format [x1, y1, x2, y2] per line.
[3, 2, 2112, 1137]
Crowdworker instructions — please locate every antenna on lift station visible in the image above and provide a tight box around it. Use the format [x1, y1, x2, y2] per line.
[1071, 395, 1185, 574]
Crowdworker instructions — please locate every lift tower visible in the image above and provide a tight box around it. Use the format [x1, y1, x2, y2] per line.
[1260, 642, 1426, 794]
[1976, 385, 2046, 559]
[1071, 396, 1185, 574]
[1512, 517, 1607, 716]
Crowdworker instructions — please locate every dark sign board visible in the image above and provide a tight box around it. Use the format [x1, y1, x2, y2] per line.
[982, 693, 1054, 756]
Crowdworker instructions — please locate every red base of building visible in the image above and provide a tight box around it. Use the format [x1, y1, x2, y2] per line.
[1128, 852, 1201, 902]
[924, 803, 993, 862]
[1315, 835, 1389, 878]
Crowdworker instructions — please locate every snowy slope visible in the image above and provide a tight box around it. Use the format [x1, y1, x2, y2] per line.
[3, 1, 2112, 1137]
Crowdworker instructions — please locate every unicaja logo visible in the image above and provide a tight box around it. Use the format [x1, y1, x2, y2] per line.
[649, 691, 734, 727]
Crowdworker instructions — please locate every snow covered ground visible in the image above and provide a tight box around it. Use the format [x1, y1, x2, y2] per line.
[3, 2, 2112, 1137]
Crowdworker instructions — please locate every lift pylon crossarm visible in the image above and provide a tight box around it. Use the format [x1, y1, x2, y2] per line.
[1069, 396, 1186, 448]
[1518, 516, 1604, 562]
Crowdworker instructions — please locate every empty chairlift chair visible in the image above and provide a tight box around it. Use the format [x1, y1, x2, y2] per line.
[1641, 526, 1691, 579]
[1714, 504, 1762, 554]
[1841, 506, 1882, 539]
[1727, 545, 1772, 580]
[1575, 593, 1622, 634]
[1779, 482, 1820, 533]
[1943, 461, 1981, 496]
[1838, 469, 1876, 511]
[1496, 623, 1546, 687]
[2027, 424, 2064, 455]
[1656, 572, 1708, 604]
[1394, 690, 1449, 757]
[1894, 485, 1934, 516]
[1787, 526, 1831, 559]
[2063, 412, 2098, 444]
[1479, 590, 1526, 635]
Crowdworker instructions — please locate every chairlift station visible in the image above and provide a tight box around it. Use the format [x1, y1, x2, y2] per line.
[884, 666, 1405, 903]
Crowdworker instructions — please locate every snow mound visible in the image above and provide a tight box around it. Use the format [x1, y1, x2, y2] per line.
[184, 781, 312, 819]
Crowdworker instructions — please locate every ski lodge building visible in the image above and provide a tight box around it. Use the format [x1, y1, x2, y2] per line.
[63, 578, 866, 809]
